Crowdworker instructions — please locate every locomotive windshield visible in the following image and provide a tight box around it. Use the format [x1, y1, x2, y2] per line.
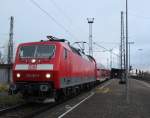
[19, 45, 55, 58]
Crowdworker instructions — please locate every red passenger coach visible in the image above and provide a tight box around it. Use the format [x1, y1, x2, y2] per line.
[96, 64, 110, 82]
[11, 36, 97, 102]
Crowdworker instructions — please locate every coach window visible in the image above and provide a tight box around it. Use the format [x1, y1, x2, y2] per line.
[63, 48, 67, 59]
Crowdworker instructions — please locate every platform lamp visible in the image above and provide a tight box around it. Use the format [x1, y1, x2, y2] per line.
[87, 18, 94, 56]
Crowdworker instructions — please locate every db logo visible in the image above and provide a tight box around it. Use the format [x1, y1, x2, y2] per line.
[28, 64, 37, 70]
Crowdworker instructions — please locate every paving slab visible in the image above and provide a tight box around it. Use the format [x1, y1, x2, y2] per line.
[61, 79, 150, 118]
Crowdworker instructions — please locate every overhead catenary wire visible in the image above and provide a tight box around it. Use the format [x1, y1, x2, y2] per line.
[96, 41, 120, 44]
[29, 0, 79, 41]
[48, 0, 72, 23]
[48, 0, 88, 40]
[129, 11, 150, 20]
[93, 42, 119, 57]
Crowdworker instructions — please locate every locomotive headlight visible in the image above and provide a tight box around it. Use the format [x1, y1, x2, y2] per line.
[31, 59, 36, 63]
[46, 73, 51, 78]
[16, 73, 21, 78]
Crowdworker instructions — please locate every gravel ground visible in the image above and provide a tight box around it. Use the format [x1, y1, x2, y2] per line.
[0, 83, 24, 109]
[0, 91, 24, 109]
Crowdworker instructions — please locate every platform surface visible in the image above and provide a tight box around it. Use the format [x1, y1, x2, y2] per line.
[61, 79, 150, 118]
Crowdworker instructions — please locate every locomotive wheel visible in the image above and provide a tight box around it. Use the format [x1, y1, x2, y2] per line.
[54, 90, 65, 102]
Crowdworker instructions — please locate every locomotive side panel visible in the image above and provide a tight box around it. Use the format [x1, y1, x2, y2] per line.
[59, 48, 97, 88]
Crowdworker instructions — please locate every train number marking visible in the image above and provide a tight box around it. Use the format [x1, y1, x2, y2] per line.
[28, 64, 37, 70]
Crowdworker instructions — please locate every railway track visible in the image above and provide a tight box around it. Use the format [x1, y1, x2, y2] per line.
[0, 80, 109, 118]
[0, 103, 27, 116]
[21, 103, 57, 118]
[0, 102, 57, 118]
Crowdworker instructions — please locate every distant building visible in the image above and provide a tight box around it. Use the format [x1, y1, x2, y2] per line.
[0, 64, 13, 84]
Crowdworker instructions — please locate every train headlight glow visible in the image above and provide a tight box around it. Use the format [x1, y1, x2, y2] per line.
[16, 73, 21, 78]
[46, 73, 51, 78]
[31, 59, 36, 63]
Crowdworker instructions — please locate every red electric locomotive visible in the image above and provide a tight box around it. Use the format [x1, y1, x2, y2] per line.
[11, 36, 97, 102]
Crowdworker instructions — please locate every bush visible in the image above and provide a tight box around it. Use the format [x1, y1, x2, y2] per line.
[0, 84, 9, 92]
[0, 93, 24, 107]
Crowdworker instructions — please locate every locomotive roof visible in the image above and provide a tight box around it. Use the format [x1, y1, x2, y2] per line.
[18, 40, 67, 46]
[18, 35, 96, 62]
[19, 35, 69, 46]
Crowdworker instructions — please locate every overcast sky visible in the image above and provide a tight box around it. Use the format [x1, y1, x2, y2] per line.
[0, 0, 150, 71]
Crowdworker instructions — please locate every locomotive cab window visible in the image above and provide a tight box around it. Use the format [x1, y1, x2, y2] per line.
[63, 48, 67, 59]
[19, 46, 36, 58]
[19, 45, 55, 58]
[36, 45, 55, 58]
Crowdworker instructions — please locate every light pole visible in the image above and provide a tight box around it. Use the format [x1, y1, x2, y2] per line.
[125, 0, 128, 81]
[87, 18, 94, 56]
[128, 42, 134, 73]
[125, 0, 129, 103]
[8, 16, 14, 65]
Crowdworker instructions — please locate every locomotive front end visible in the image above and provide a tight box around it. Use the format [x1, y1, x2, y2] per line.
[11, 42, 59, 101]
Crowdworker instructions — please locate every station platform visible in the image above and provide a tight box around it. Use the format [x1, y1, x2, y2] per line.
[61, 79, 150, 118]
